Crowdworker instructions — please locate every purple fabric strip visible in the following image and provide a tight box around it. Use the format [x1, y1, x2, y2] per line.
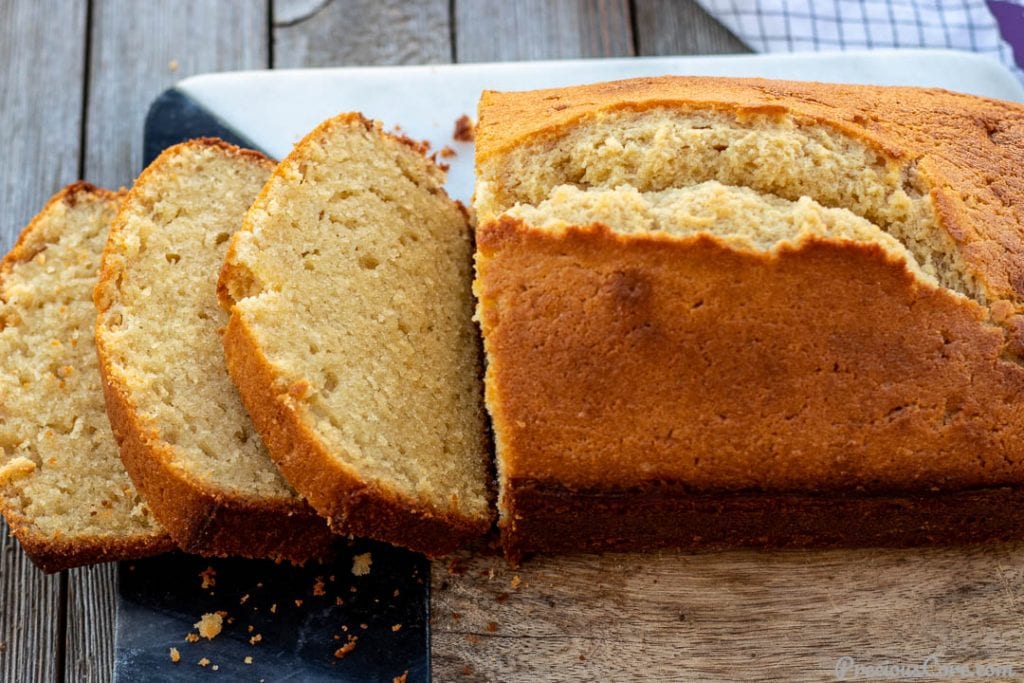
[988, 1, 1024, 69]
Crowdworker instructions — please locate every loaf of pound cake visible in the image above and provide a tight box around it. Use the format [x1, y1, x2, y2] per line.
[473, 76, 1024, 561]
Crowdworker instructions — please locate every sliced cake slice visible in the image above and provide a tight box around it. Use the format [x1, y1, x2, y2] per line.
[94, 139, 333, 562]
[0, 182, 174, 572]
[218, 114, 493, 556]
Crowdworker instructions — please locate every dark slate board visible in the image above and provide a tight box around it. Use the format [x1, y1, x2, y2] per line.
[113, 88, 431, 682]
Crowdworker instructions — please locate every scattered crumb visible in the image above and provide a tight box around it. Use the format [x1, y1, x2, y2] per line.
[168, 59, 179, 71]
[352, 552, 372, 576]
[199, 566, 216, 589]
[194, 612, 223, 640]
[270, 603, 277, 614]
[212, 665, 220, 671]
[249, 634, 262, 645]
[342, 625, 349, 632]
[244, 656, 253, 665]
[465, 634, 480, 645]
[334, 635, 358, 659]
[329, 575, 336, 582]
[185, 633, 200, 643]
[496, 592, 509, 603]
[579, 654, 587, 661]
[394, 671, 408, 683]
[486, 621, 498, 633]
[360, 623, 368, 630]
[393, 589, 400, 598]
[451, 612, 462, 621]
[313, 577, 326, 596]
[294, 599, 303, 607]
[487, 568, 496, 581]
[447, 558, 466, 576]
[391, 623, 402, 632]
[439, 146, 456, 159]
[169, 647, 180, 663]
[462, 664, 474, 675]
[453, 114, 475, 142]
[247, 625, 254, 633]
[198, 658, 211, 668]
[335, 597, 344, 606]
[511, 575, 522, 589]
[334, 634, 341, 641]
[256, 582, 263, 588]
[240, 594, 249, 605]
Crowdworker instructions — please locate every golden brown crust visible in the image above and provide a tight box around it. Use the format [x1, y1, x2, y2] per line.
[476, 216, 1024, 557]
[94, 139, 334, 563]
[0, 183, 175, 573]
[476, 76, 1024, 309]
[2, 503, 175, 573]
[221, 312, 490, 557]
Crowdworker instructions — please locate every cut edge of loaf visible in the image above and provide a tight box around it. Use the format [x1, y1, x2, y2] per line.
[93, 139, 335, 563]
[0, 182, 175, 572]
[474, 77, 1024, 318]
[218, 113, 493, 557]
[502, 180, 940, 287]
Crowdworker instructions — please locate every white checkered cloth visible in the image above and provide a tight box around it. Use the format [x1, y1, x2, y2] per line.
[697, 0, 1024, 83]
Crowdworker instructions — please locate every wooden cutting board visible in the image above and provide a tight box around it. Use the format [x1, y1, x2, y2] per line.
[161, 53, 1024, 681]
[430, 545, 1024, 680]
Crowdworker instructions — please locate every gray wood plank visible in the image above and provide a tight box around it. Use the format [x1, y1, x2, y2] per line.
[273, 0, 451, 68]
[455, 0, 634, 62]
[1, 520, 64, 683]
[634, 0, 750, 55]
[84, 0, 270, 189]
[71, 3, 270, 680]
[0, 1, 87, 681]
[0, 0, 88, 252]
[64, 564, 118, 683]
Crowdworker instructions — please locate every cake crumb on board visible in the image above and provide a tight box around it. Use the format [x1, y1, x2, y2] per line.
[352, 552, 372, 576]
[453, 114, 475, 142]
[334, 634, 358, 659]
[169, 647, 180, 663]
[199, 566, 216, 589]
[244, 656, 253, 665]
[393, 671, 409, 683]
[198, 658, 211, 668]
[194, 612, 223, 640]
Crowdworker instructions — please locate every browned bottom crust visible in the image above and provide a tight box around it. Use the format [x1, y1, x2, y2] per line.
[503, 479, 1024, 563]
[223, 313, 490, 558]
[3, 513, 176, 573]
[98, 358, 336, 564]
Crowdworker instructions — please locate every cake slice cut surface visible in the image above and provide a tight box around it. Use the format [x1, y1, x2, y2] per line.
[219, 114, 493, 556]
[94, 139, 333, 562]
[0, 183, 174, 572]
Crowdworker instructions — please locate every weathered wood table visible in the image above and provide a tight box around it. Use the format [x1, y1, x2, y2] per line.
[3, 2, 1022, 682]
